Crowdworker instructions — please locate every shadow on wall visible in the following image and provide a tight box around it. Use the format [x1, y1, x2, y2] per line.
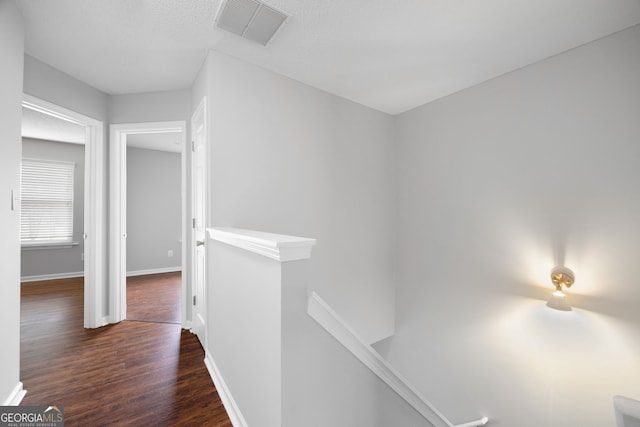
[502, 281, 640, 326]
[475, 216, 640, 424]
[499, 211, 640, 325]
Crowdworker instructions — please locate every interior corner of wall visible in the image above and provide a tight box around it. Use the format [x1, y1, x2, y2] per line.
[367, 321, 395, 346]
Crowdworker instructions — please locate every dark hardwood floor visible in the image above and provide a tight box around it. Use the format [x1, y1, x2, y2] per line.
[20, 275, 232, 427]
[126, 272, 182, 324]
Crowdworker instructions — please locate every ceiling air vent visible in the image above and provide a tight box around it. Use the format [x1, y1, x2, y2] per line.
[215, 0, 288, 46]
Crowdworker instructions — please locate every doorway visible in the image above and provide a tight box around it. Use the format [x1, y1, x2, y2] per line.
[21, 94, 105, 328]
[109, 121, 187, 325]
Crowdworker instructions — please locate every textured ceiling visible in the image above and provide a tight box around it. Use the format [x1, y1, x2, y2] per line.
[14, 0, 640, 114]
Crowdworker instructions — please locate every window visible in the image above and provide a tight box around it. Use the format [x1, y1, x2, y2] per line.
[20, 158, 75, 246]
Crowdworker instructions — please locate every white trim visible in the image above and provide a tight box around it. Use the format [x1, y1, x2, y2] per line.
[614, 395, 640, 427]
[3, 382, 26, 406]
[21, 242, 80, 250]
[455, 419, 490, 427]
[109, 121, 187, 325]
[207, 227, 316, 262]
[21, 271, 84, 283]
[126, 267, 182, 277]
[181, 107, 189, 330]
[23, 94, 105, 329]
[204, 351, 249, 427]
[84, 114, 105, 329]
[307, 291, 488, 427]
[109, 124, 127, 323]
[179, 120, 188, 330]
[190, 97, 207, 342]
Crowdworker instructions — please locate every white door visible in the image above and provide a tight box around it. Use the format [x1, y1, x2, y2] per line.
[191, 98, 207, 345]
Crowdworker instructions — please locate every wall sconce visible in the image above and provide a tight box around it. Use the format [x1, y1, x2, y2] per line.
[547, 266, 575, 311]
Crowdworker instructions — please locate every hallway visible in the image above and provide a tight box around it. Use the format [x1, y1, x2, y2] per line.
[20, 275, 231, 426]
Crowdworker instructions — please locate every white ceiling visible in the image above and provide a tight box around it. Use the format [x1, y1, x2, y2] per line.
[127, 132, 183, 153]
[14, 0, 640, 114]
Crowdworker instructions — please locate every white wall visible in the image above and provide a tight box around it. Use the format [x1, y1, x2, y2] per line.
[108, 90, 191, 124]
[204, 51, 396, 344]
[382, 24, 640, 426]
[0, 0, 24, 404]
[209, 241, 283, 427]
[24, 55, 108, 121]
[21, 139, 85, 279]
[126, 147, 181, 273]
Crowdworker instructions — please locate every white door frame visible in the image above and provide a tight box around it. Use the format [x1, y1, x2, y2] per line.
[190, 97, 207, 343]
[109, 121, 187, 324]
[22, 94, 106, 328]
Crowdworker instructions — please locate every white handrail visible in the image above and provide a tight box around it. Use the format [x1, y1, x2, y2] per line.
[455, 417, 489, 427]
[614, 395, 640, 427]
[307, 291, 488, 427]
[208, 227, 316, 262]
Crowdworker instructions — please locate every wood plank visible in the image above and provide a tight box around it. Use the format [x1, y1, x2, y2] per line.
[126, 272, 182, 324]
[21, 276, 232, 426]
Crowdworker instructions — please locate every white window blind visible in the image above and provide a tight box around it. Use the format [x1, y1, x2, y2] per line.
[20, 158, 75, 246]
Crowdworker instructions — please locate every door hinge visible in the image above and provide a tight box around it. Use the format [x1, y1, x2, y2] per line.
[192, 218, 196, 228]
[191, 140, 195, 152]
[193, 295, 196, 306]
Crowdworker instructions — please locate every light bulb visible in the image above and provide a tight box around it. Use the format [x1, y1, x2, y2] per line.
[547, 266, 575, 311]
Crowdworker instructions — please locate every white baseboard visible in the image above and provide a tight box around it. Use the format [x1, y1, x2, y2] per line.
[204, 351, 248, 427]
[3, 382, 26, 406]
[21, 271, 84, 282]
[126, 267, 182, 277]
